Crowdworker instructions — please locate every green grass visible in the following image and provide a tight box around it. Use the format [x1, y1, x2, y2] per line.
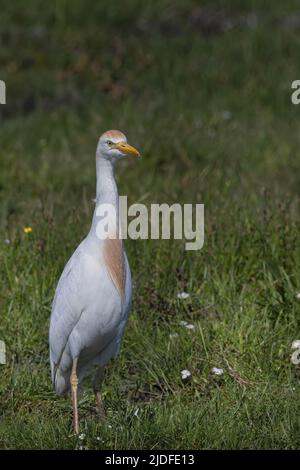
[1, 0, 300, 449]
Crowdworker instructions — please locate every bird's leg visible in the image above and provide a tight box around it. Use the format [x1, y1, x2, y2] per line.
[93, 366, 106, 419]
[70, 358, 79, 434]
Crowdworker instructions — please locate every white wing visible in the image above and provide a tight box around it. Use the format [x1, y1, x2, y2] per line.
[49, 239, 87, 385]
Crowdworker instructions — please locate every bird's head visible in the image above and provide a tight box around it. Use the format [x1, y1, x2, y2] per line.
[97, 130, 140, 162]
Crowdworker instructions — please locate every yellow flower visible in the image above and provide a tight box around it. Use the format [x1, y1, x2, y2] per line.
[23, 226, 33, 234]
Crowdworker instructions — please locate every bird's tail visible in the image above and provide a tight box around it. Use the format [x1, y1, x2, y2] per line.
[53, 366, 70, 396]
[50, 351, 70, 396]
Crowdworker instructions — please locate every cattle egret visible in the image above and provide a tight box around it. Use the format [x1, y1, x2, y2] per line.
[49, 130, 140, 434]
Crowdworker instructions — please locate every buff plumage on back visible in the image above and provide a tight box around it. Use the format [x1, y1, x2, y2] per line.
[103, 237, 125, 299]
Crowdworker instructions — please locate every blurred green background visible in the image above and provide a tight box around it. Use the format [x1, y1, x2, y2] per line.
[1, 0, 300, 449]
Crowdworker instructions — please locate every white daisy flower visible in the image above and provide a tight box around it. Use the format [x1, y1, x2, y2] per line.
[177, 292, 190, 300]
[291, 340, 300, 350]
[181, 369, 192, 381]
[179, 320, 195, 330]
[211, 367, 224, 376]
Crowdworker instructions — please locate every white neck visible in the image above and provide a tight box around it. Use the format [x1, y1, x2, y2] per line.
[89, 156, 119, 239]
[96, 157, 118, 204]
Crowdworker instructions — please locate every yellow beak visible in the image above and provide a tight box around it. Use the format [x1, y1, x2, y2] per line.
[114, 142, 140, 157]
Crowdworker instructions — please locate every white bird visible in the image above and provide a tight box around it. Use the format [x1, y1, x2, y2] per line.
[49, 130, 140, 434]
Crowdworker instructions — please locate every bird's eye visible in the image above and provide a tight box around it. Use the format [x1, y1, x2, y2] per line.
[107, 140, 113, 146]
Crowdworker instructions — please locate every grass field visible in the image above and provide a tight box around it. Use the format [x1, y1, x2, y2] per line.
[1, 0, 300, 450]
